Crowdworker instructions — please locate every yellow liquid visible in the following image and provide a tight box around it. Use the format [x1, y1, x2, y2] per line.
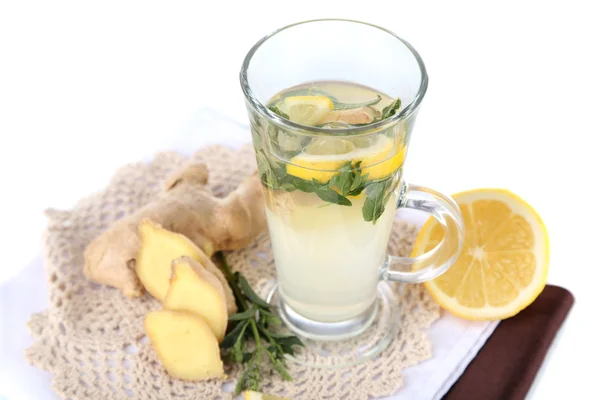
[265, 188, 400, 322]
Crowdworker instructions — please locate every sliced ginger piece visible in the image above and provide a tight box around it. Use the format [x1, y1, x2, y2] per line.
[136, 218, 200, 301]
[144, 310, 225, 381]
[136, 219, 237, 315]
[164, 256, 228, 342]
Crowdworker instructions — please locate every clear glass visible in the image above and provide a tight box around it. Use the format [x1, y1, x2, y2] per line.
[241, 19, 464, 340]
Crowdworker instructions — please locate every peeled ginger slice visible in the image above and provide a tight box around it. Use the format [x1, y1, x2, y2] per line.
[144, 310, 225, 381]
[136, 219, 237, 316]
[164, 257, 229, 342]
[137, 219, 204, 301]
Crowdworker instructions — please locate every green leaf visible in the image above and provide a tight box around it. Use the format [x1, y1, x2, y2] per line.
[276, 336, 305, 352]
[280, 343, 298, 356]
[314, 182, 352, 206]
[381, 98, 401, 120]
[256, 152, 276, 188]
[229, 306, 258, 321]
[235, 361, 260, 394]
[328, 162, 353, 196]
[332, 95, 382, 110]
[238, 273, 270, 309]
[275, 335, 304, 356]
[221, 319, 249, 349]
[348, 171, 369, 196]
[272, 358, 293, 381]
[362, 178, 393, 223]
[280, 181, 296, 191]
[288, 176, 318, 193]
[266, 155, 287, 180]
[232, 322, 249, 363]
[268, 105, 289, 119]
[256, 150, 269, 176]
[259, 308, 282, 326]
[267, 344, 278, 354]
[327, 161, 371, 198]
[349, 162, 368, 196]
[256, 150, 284, 190]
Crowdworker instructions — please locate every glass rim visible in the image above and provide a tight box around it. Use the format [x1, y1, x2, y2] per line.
[240, 18, 429, 137]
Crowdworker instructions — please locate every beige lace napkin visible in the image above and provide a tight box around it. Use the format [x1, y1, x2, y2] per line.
[25, 144, 440, 400]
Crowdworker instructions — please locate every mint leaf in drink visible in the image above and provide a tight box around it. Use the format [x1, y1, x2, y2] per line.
[268, 157, 287, 181]
[381, 98, 401, 120]
[256, 151, 279, 189]
[328, 162, 354, 195]
[329, 161, 369, 198]
[256, 149, 289, 190]
[362, 178, 393, 223]
[315, 189, 352, 206]
[348, 172, 369, 196]
[348, 161, 369, 196]
[279, 181, 296, 192]
[313, 179, 352, 206]
[287, 176, 317, 193]
[269, 105, 289, 119]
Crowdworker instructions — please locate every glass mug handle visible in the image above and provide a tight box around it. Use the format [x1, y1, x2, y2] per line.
[382, 182, 465, 284]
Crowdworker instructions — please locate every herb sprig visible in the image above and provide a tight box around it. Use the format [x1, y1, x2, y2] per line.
[257, 151, 395, 223]
[217, 252, 303, 394]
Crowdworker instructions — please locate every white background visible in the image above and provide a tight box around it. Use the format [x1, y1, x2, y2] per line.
[1, 0, 599, 399]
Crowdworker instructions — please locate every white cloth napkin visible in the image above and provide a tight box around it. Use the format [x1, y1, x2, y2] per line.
[0, 108, 499, 400]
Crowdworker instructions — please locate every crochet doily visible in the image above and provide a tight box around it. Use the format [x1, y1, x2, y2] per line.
[25, 144, 440, 400]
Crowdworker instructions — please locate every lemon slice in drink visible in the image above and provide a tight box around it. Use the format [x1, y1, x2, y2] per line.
[244, 391, 288, 400]
[412, 189, 550, 320]
[287, 135, 405, 183]
[281, 95, 334, 126]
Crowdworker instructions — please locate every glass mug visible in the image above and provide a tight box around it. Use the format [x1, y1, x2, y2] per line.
[240, 19, 464, 340]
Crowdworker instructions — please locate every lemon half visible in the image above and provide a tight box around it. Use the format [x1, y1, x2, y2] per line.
[412, 189, 550, 320]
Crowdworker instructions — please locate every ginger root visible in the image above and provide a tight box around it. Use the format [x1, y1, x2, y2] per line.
[144, 310, 225, 381]
[163, 256, 229, 342]
[136, 219, 236, 315]
[83, 162, 265, 298]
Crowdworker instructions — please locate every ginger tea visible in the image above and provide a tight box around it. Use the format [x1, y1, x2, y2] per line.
[254, 81, 407, 322]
